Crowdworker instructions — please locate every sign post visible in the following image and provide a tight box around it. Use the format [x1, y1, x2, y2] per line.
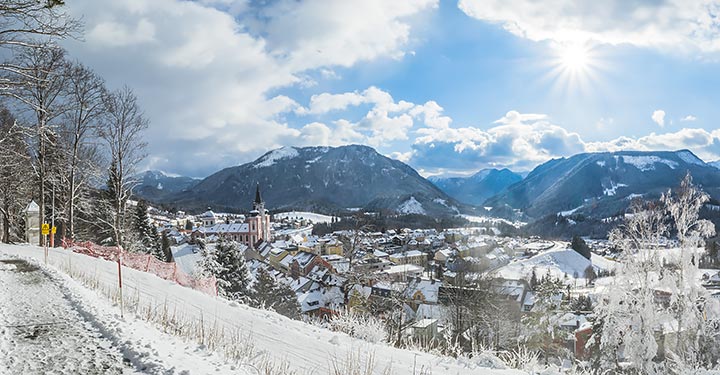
[50, 226, 56, 248]
[41, 224, 49, 264]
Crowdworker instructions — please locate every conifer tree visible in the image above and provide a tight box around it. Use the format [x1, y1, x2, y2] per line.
[252, 268, 301, 319]
[199, 239, 251, 301]
[161, 231, 173, 262]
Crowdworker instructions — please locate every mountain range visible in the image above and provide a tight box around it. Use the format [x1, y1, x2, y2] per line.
[145, 145, 464, 216]
[136, 146, 720, 236]
[429, 168, 523, 206]
[134, 170, 200, 200]
[485, 149, 720, 220]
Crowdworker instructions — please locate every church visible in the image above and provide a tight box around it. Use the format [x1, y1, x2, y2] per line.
[193, 183, 272, 248]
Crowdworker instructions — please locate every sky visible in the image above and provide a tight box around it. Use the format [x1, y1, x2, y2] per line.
[60, 0, 720, 178]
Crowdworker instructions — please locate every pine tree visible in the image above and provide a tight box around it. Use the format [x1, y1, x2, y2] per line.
[161, 231, 173, 262]
[200, 239, 251, 301]
[571, 235, 591, 259]
[251, 268, 301, 319]
[131, 200, 157, 253]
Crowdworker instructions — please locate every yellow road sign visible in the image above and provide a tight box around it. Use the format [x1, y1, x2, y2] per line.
[41, 223, 50, 235]
[51, 226, 57, 234]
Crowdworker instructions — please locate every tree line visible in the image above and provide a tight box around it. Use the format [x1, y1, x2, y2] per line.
[0, 1, 162, 259]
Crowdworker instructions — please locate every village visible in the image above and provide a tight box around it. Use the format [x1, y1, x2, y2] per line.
[125, 185, 720, 363]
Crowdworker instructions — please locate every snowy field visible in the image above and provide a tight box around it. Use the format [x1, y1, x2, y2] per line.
[0, 244, 525, 375]
[494, 246, 618, 284]
[275, 211, 334, 224]
[461, 215, 526, 228]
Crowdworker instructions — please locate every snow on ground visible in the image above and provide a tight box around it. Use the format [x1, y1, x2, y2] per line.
[171, 243, 202, 275]
[398, 196, 426, 215]
[0, 244, 523, 375]
[619, 155, 678, 171]
[275, 211, 334, 224]
[603, 181, 628, 196]
[462, 215, 527, 228]
[0, 252, 248, 375]
[494, 246, 617, 284]
[559, 205, 583, 217]
[253, 146, 299, 168]
[676, 150, 705, 166]
[0, 257, 128, 374]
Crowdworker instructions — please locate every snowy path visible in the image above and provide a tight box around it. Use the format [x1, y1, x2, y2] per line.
[0, 256, 128, 374]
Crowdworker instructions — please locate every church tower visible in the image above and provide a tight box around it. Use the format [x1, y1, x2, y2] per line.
[247, 182, 271, 246]
[253, 182, 265, 213]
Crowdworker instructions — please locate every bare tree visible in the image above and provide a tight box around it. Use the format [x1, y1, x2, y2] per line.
[1, 1, 80, 94]
[97, 86, 148, 248]
[9, 44, 67, 245]
[0, 106, 32, 243]
[59, 61, 106, 240]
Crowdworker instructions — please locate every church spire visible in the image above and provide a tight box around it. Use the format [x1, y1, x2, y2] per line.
[254, 182, 263, 205]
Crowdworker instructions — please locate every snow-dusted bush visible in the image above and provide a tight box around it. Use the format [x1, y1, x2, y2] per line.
[328, 309, 387, 344]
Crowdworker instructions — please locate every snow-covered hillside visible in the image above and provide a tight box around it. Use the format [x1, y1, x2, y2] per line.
[0, 244, 524, 375]
[494, 246, 617, 284]
[274, 211, 334, 224]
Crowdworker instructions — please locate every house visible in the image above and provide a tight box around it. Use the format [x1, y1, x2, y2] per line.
[412, 319, 438, 342]
[381, 264, 424, 282]
[574, 323, 593, 360]
[434, 248, 456, 263]
[268, 247, 291, 272]
[389, 250, 427, 266]
[405, 278, 441, 304]
[289, 251, 334, 278]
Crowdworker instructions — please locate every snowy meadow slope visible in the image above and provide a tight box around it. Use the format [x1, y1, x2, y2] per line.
[0, 244, 525, 375]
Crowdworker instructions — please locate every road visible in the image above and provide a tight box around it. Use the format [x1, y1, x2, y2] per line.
[0, 256, 131, 374]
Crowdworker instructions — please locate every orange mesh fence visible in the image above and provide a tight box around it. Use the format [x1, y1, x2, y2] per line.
[62, 239, 217, 296]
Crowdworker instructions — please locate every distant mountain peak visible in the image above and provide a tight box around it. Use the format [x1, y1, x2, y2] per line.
[253, 146, 300, 169]
[154, 144, 462, 216]
[485, 149, 720, 220]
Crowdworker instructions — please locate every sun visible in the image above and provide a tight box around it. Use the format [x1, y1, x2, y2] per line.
[560, 44, 589, 72]
[542, 42, 604, 95]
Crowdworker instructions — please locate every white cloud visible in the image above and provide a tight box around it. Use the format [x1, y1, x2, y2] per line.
[296, 87, 459, 148]
[681, 115, 698, 122]
[458, 0, 720, 54]
[411, 111, 586, 171]
[252, 0, 438, 70]
[62, 0, 435, 177]
[408, 109, 720, 173]
[652, 109, 666, 127]
[87, 18, 156, 47]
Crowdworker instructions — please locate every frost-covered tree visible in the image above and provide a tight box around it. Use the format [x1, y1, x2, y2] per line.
[660, 173, 716, 368]
[58, 61, 106, 240]
[97, 86, 148, 248]
[9, 45, 67, 245]
[198, 239, 251, 301]
[520, 276, 567, 360]
[594, 175, 718, 373]
[131, 200, 158, 254]
[0, 106, 32, 243]
[252, 268, 300, 319]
